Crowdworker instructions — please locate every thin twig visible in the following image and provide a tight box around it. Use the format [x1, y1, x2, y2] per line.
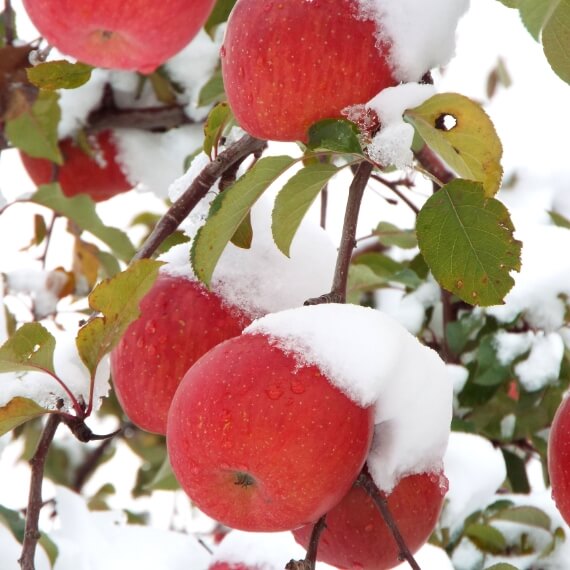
[132, 134, 266, 261]
[305, 161, 373, 305]
[285, 515, 327, 570]
[356, 471, 421, 570]
[3, 0, 15, 45]
[37, 214, 58, 269]
[320, 187, 328, 230]
[19, 413, 62, 570]
[72, 434, 117, 492]
[414, 145, 455, 189]
[371, 174, 419, 215]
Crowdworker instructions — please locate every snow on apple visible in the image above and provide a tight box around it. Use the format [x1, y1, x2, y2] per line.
[248, 303, 453, 491]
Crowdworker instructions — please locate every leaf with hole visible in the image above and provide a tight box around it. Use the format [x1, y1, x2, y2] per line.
[416, 180, 521, 306]
[405, 93, 503, 196]
[76, 260, 162, 376]
[191, 156, 296, 286]
[272, 162, 339, 256]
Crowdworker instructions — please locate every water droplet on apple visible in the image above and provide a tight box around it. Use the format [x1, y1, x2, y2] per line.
[290, 379, 305, 394]
[136, 337, 144, 348]
[220, 45, 227, 58]
[265, 385, 284, 400]
[238, 66, 245, 78]
[145, 320, 156, 334]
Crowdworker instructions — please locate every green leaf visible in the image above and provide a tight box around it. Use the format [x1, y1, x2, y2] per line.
[405, 93, 503, 197]
[307, 119, 363, 154]
[473, 336, 511, 387]
[502, 448, 531, 493]
[230, 210, 253, 249]
[191, 155, 296, 285]
[354, 252, 423, 289]
[39, 533, 59, 566]
[144, 455, 179, 491]
[26, 60, 93, 90]
[0, 322, 56, 374]
[272, 162, 339, 256]
[76, 260, 162, 375]
[484, 565, 519, 570]
[548, 209, 570, 229]
[520, 0, 559, 41]
[31, 183, 136, 262]
[465, 523, 507, 554]
[203, 102, 233, 158]
[0, 505, 26, 541]
[5, 90, 62, 163]
[416, 180, 521, 306]
[493, 505, 551, 530]
[205, 0, 237, 38]
[375, 221, 417, 249]
[347, 264, 389, 304]
[0, 397, 50, 437]
[198, 67, 225, 107]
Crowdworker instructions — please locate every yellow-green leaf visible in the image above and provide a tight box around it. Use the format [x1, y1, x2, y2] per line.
[492, 505, 551, 530]
[0, 397, 50, 437]
[5, 90, 62, 164]
[191, 156, 296, 286]
[272, 162, 339, 257]
[31, 183, 136, 262]
[76, 260, 162, 375]
[416, 180, 521, 306]
[0, 322, 56, 374]
[541, 0, 570, 84]
[203, 102, 233, 159]
[519, 0, 558, 40]
[405, 93, 503, 196]
[26, 60, 93, 90]
[230, 210, 253, 249]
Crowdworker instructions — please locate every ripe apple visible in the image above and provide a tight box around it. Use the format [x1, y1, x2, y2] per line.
[20, 130, 131, 202]
[21, 0, 216, 73]
[548, 396, 570, 525]
[110, 273, 251, 435]
[209, 564, 250, 570]
[293, 472, 447, 569]
[166, 333, 375, 532]
[221, 0, 398, 142]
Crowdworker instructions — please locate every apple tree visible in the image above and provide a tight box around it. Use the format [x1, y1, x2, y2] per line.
[1, 0, 570, 569]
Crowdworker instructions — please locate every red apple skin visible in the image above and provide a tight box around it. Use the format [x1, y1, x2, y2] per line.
[21, 0, 216, 73]
[293, 472, 446, 570]
[221, 0, 397, 142]
[548, 396, 570, 525]
[209, 564, 252, 570]
[111, 273, 251, 435]
[20, 130, 131, 203]
[166, 333, 375, 532]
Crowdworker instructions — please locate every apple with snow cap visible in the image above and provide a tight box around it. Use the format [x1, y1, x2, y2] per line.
[166, 303, 452, 531]
[221, 0, 398, 142]
[293, 471, 447, 569]
[21, 130, 131, 202]
[111, 201, 337, 435]
[548, 395, 570, 525]
[21, 0, 216, 73]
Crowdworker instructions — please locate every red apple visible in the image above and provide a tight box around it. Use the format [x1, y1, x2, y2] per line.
[166, 333, 375, 532]
[548, 396, 570, 525]
[20, 130, 131, 202]
[21, 0, 216, 73]
[111, 273, 251, 435]
[209, 564, 251, 570]
[293, 472, 446, 570]
[221, 0, 397, 142]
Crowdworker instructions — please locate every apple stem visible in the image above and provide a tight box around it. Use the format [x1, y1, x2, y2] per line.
[305, 160, 373, 305]
[357, 470, 422, 570]
[132, 134, 267, 261]
[19, 412, 62, 570]
[285, 515, 327, 570]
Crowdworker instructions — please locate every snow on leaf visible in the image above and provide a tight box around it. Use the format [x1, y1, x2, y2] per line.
[5, 90, 63, 164]
[76, 260, 162, 376]
[0, 322, 56, 375]
[0, 397, 51, 437]
[416, 180, 521, 307]
[191, 155, 296, 286]
[405, 93, 503, 197]
[26, 60, 93, 90]
[272, 162, 339, 257]
[31, 183, 136, 262]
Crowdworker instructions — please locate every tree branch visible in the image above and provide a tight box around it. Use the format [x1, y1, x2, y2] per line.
[132, 134, 266, 261]
[72, 435, 117, 492]
[356, 471, 421, 570]
[3, 0, 15, 46]
[285, 515, 327, 570]
[371, 174, 419, 215]
[414, 145, 455, 188]
[305, 161, 373, 305]
[19, 413, 62, 570]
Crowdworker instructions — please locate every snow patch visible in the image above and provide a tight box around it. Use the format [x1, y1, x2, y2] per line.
[246, 303, 452, 491]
